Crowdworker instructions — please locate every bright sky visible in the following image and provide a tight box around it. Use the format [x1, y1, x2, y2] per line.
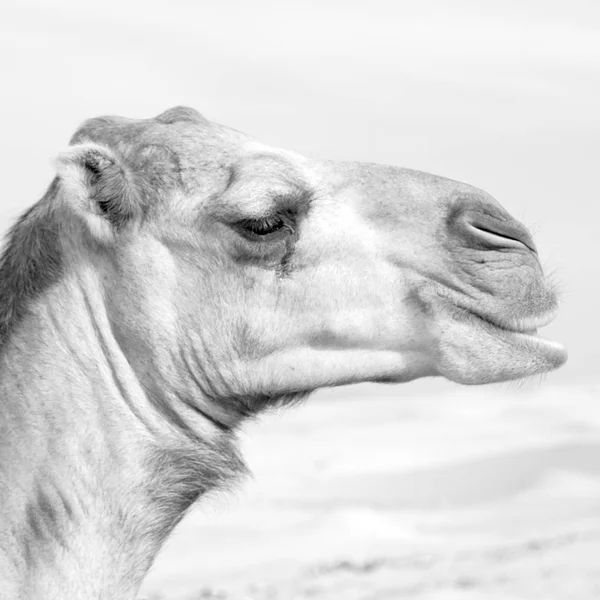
[1, 0, 598, 385]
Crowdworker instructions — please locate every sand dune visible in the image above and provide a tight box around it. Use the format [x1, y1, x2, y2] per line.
[139, 382, 600, 600]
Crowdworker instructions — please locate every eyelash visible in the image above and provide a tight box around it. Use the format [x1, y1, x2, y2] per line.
[240, 216, 287, 236]
[237, 212, 296, 240]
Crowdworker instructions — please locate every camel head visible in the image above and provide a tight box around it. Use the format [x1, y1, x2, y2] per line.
[55, 106, 566, 426]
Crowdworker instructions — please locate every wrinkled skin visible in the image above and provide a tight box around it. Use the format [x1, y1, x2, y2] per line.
[58, 106, 565, 428]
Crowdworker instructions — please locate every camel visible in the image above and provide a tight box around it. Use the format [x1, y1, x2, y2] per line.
[0, 106, 566, 599]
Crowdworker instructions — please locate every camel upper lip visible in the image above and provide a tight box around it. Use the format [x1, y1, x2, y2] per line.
[465, 308, 558, 335]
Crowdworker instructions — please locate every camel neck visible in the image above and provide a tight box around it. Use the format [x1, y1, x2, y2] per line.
[0, 271, 212, 599]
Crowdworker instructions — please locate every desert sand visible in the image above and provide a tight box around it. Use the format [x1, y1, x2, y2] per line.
[139, 381, 600, 600]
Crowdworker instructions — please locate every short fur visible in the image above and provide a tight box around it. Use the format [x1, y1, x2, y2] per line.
[0, 179, 63, 347]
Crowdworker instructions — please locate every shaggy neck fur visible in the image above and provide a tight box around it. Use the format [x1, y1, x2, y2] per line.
[0, 193, 244, 600]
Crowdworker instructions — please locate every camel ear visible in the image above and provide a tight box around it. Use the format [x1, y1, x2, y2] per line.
[55, 142, 140, 241]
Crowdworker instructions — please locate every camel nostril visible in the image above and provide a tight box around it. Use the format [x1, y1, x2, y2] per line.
[466, 219, 538, 254]
[448, 196, 538, 255]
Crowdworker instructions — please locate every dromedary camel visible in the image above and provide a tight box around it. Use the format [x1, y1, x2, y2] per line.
[0, 106, 566, 599]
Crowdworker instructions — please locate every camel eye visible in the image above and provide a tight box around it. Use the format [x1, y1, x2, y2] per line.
[241, 217, 285, 236]
[235, 214, 296, 241]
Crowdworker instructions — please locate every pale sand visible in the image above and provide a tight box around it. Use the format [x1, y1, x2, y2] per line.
[140, 382, 600, 599]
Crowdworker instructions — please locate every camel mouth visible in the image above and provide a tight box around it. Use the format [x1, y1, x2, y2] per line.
[466, 309, 567, 366]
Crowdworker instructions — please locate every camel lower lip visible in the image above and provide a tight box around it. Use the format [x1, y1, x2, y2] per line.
[509, 329, 566, 354]
[472, 313, 567, 365]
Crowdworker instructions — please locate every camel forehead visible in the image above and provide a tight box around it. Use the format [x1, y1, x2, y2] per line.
[71, 106, 237, 147]
[69, 106, 307, 196]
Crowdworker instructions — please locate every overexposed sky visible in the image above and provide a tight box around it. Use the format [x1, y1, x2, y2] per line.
[0, 0, 598, 384]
